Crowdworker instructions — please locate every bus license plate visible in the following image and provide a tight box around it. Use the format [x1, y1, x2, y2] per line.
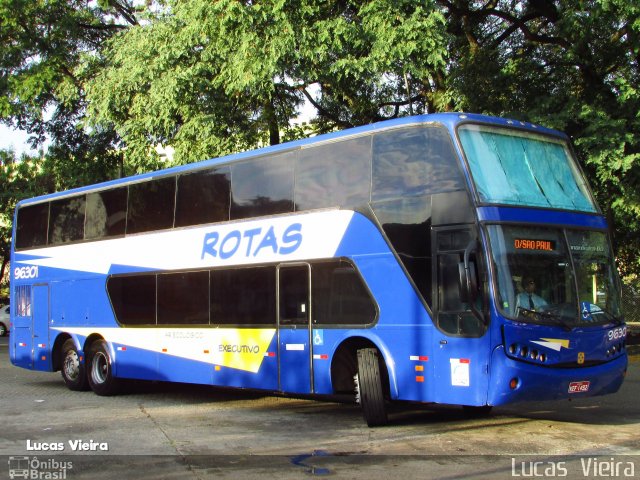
[568, 381, 590, 393]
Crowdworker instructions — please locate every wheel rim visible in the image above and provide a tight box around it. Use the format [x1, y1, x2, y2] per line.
[0, 324, 5, 336]
[91, 352, 109, 385]
[63, 350, 81, 381]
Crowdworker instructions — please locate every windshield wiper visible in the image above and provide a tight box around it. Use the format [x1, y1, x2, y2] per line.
[517, 307, 574, 331]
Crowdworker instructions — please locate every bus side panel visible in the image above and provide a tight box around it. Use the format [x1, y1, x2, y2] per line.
[32, 284, 52, 371]
[112, 345, 160, 381]
[65, 327, 281, 389]
[11, 324, 33, 369]
[348, 233, 492, 406]
[371, 325, 433, 402]
[156, 349, 211, 385]
[50, 277, 117, 330]
[351, 254, 436, 403]
[430, 336, 490, 406]
[310, 328, 334, 394]
[156, 335, 279, 390]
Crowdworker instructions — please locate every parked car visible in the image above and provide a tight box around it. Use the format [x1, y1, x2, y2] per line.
[0, 304, 9, 336]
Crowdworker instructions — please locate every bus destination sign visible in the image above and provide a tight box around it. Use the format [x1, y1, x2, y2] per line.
[514, 239, 556, 252]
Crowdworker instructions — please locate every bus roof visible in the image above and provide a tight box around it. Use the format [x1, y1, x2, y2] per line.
[17, 112, 565, 207]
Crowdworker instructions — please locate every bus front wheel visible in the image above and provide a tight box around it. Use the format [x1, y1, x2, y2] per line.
[87, 339, 120, 396]
[61, 339, 89, 391]
[356, 348, 388, 427]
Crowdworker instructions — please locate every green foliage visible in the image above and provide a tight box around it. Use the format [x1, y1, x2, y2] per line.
[441, 0, 640, 280]
[0, 0, 145, 187]
[86, 0, 449, 168]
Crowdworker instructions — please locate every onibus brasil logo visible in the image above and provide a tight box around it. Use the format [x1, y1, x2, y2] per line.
[8, 456, 73, 479]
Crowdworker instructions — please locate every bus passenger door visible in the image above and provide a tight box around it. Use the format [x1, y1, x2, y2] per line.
[32, 285, 51, 370]
[278, 264, 313, 394]
[431, 228, 490, 406]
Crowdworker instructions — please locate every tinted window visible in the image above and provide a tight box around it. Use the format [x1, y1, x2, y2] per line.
[127, 177, 176, 234]
[15, 203, 49, 250]
[279, 266, 309, 326]
[85, 188, 127, 240]
[312, 261, 376, 325]
[157, 271, 210, 325]
[175, 167, 231, 227]
[211, 266, 276, 325]
[372, 126, 464, 201]
[372, 196, 432, 306]
[231, 153, 294, 219]
[438, 253, 463, 312]
[48, 196, 86, 245]
[108, 275, 156, 325]
[436, 229, 484, 336]
[437, 229, 472, 251]
[14, 285, 31, 317]
[295, 136, 371, 211]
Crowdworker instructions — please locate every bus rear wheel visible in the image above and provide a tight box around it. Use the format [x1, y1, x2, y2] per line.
[61, 339, 89, 391]
[87, 339, 120, 396]
[356, 348, 388, 427]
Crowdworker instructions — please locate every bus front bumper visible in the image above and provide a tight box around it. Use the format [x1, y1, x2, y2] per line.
[487, 345, 627, 406]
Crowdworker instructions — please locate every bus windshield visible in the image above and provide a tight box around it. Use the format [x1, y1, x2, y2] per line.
[458, 125, 597, 213]
[487, 225, 622, 327]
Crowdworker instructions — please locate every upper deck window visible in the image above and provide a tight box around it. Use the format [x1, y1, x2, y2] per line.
[295, 136, 370, 210]
[85, 188, 127, 240]
[126, 177, 176, 234]
[458, 125, 597, 213]
[49, 196, 85, 244]
[15, 203, 49, 250]
[372, 125, 464, 201]
[175, 167, 231, 227]
[231, 152, 294, 219]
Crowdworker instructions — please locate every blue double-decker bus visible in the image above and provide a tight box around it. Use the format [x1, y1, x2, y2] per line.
[9, 113, 627, 426]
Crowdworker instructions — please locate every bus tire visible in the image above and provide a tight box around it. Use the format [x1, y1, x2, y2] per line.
[356, 348, 388, 427]
[61, 339, 89, 391]
[87, 339, 120, 396]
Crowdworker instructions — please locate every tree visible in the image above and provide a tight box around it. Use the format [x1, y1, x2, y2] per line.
[86, 0, 450, 168]
[0, 0, 145, 180]
[437, 0, 640, 281]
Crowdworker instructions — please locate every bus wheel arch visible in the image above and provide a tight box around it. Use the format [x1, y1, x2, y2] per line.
[52, 333, 73, 372]
[331, 336, 396, 420]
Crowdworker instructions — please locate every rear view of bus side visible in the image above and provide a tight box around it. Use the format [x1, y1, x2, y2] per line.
[10, 113, 627, 426]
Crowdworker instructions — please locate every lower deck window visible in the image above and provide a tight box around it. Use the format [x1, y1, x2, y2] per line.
[14, 285, 32, 317]
[312, 261, 376, 326]
[210, 267, 276, 325]
[108, 275, 156, 325]
[106, 260, 376, 328]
